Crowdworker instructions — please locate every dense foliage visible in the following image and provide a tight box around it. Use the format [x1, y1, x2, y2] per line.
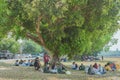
[0, 38, 19, 53]
[0, 0, 120, 58]
[0, 37, 42, 54]
[22, 39, 43, 54]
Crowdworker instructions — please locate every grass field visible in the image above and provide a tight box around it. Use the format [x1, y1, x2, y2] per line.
[0, 57, 120, 80]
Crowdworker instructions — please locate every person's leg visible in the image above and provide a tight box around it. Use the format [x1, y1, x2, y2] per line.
[36, 66, 40, 70]
[44, 62, 48, 66]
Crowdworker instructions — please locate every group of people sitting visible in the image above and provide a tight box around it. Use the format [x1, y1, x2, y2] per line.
[14, 59, 34, 66]
[86, 63, 106, 75]
[43, 62, 67, 74]
[14, 53, 69, 74]
[104, 62, 120, 71]
[14, 53, 120, 75]
[71, 62, 120, 75]
[33, 57, 69, 74]
[71, 62, 85, 70]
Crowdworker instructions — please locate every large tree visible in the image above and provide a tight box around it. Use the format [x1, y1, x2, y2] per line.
[0, 0, 120, 61]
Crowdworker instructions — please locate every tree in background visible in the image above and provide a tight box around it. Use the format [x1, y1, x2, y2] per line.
[22, 39, 42, 54]
[0, 38, 42, 54]
[0, 0, 120, 62]
[0, 38, 19, 53]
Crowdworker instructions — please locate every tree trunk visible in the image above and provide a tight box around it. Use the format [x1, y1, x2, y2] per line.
[51, 53, 60, 64]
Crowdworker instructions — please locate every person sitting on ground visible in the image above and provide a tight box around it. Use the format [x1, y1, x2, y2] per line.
[61, 64, 66, 71]
[50, 62, 58, 73]
[71, 62, 78, 70]
[88, 64, 95, 75]
[43, 63, 50, 73]
[93, 63, 99, 73]
[75, 63, 78, 70]
[79, 63, 85, 70]
[115, 64, 120, 71]
[85, 66, 89, 73]
[97, 64, 106, 74]
[30, 59, 34, 66]
[15, 60, 19, 66]
[106, 62, 116, 71]
[104, 64, 112, 71]
[21, 60, 27, 66]
[57, 64, 66, 74]
[19, 59, 23, 65]
[109, 63, 116, 71]
[34, 57, 41, 70]
[26, 60, 31, 66]
[93, 63, 98, 69]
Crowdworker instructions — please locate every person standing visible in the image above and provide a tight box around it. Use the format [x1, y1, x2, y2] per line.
[102, 56, 104, 61]
[44, 53, 50, 66]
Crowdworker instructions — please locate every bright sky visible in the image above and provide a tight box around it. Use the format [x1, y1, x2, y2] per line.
[110, 30, 120, 51]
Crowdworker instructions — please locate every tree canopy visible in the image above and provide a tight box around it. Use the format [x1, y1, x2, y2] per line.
[0, 0, 120, 58]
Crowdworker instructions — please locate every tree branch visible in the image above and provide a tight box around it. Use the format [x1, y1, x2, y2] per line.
[26, 33, 41, 45]
[35, 15, 46, 47]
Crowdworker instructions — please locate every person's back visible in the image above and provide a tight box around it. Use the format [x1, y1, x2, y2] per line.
[88, 65, 95, 75]
[88, 67, 91, 74]
[79, 63, 85, 70]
